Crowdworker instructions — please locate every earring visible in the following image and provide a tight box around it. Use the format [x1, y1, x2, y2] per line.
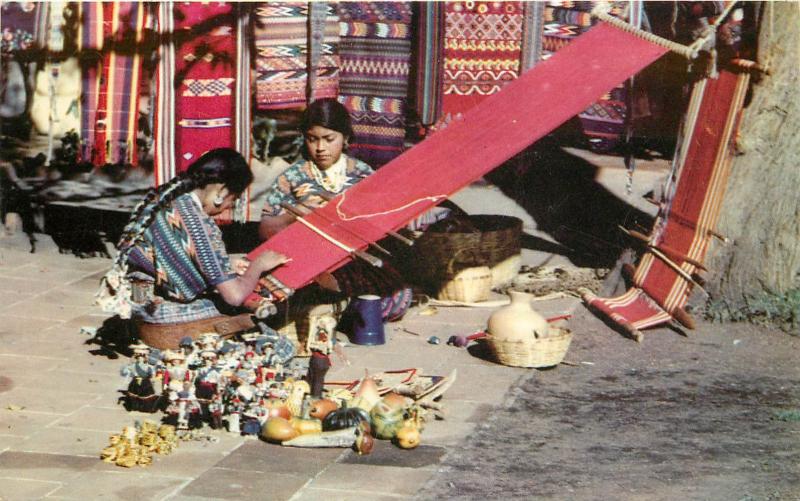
[213, 195, 224, 207]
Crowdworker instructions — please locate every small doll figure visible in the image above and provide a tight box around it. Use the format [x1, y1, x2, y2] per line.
[305, 314, 344, 398]
[166, 381, 201, 430]
[120, 343, 160, 413]
[162, 350, 193, 396]
[198, 332, 221, 352]
[207, 393, 225, 430]
[195, 350, 221, 401]
[179, 336, 200, 369]
[226, 395, 244, 434]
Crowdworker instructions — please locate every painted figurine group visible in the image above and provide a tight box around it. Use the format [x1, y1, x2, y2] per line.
[120, 328, 303, 433]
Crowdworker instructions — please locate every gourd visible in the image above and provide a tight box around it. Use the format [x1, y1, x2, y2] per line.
[309, 398, 338, 421]
[290, 396, 323, 435]
[322, 405, 371, 432]
[261, 417, 299, 443]
[394, 406, 423, 449]
[370, 399, 406, 440]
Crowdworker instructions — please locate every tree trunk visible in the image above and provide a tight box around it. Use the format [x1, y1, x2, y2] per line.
[706, 3, 800, 312]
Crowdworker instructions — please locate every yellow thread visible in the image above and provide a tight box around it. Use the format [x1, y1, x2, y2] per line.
[334, 191, 448, 222]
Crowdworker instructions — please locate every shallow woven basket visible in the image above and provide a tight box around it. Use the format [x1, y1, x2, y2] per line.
[488, 327, 573, 368]
[437, 265, 492, 302]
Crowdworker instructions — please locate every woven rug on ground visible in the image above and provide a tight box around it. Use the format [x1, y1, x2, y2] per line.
[79, 2, 147, 167]
[243, 23, 668, 303]
[582, 69, 750, 341]
[154, 2, 250, 183]
[441, 1, 523, 118]
[337, 1, 412, 168]
[254, 2, 340, 111]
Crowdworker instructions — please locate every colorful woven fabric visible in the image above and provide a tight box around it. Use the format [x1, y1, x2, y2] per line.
[583, 70, 750, 338]
[412, 1, 445, 126]
[155, 2, 249, 184]
[261, 155, 373, 218]
[337, 2, 412, 167]
[245, 23, 668, 302]
[85, 2, 146, 166]
[441, 1, 523, 117]
[542, 2, 634, 151]
[126, 193, 236, 324]
[254, 2, 340, 110]
[0, 1, 44, 54]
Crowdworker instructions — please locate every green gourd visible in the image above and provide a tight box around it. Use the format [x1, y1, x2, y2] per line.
[369, 400, 405, 440]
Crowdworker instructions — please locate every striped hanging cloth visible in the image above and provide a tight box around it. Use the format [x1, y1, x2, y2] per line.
[79, 2, 146, 167]
[337, 1, 413, 167]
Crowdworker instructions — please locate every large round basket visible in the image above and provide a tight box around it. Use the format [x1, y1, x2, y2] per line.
[487, 327, 573, 368]
[414, 215, 523, 288]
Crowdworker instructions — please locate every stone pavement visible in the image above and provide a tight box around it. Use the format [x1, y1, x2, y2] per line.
[0, 227, 580, 501]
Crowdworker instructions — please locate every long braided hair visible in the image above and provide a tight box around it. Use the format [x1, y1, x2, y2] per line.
[99, 149, 252, 317]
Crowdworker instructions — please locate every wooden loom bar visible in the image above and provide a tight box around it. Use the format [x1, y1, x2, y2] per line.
[279, 202, 383, 268]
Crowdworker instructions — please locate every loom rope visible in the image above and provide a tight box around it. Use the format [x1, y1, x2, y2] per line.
[591, 7, 704, 59]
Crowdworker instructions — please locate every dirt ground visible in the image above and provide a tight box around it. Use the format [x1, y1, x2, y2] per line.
[418, 309, 800, 500]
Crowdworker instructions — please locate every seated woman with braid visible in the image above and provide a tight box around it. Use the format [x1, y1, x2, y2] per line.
[102, 148, 289, 346]
[258, 99, 412, 321]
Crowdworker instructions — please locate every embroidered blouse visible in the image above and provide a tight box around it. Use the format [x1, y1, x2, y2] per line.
[261, 155, 373, 218]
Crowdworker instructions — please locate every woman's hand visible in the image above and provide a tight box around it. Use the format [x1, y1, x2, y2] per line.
[230, 255, 250, 276]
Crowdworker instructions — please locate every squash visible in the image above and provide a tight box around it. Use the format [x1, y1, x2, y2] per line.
[354, 423, 374, 455]
[370, 400, 406, 440]
[290, 416, 323, 435]
[395, 422, 421, 449]
[322, 406, 371, 433]
[261, 417, 299, 443]
[309, 398, 339, 421]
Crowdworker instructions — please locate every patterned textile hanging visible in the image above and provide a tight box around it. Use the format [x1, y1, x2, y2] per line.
[0, 2, 45, 55]
[154, 2, 251, 222]
[542, 1, 630, 151]
[412, 1, 445, 127]
[78, 2, 147, 167]
[253, 2, 340, 110]
[441, 1, 524, 118]
[337, 1, 413, 167]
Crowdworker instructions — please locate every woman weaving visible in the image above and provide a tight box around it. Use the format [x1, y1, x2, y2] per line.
[99, 148, 289, 346]
[258, 98, 411, 318]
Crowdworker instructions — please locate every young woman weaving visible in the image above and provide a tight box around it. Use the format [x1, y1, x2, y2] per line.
[258, 99, 411, 319]
[101, 148, 289, 344]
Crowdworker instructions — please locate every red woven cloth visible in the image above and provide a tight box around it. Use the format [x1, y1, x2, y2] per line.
[584, 69, 750, 336]
[247, 23, 668, 299]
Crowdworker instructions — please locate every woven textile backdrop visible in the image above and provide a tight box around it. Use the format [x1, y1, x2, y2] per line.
[441, 1, 524, 118]
[79, 2, 147, 167]
[337, 1, 413, 168]
[254, 2, 340, 110]
[154, 2, 250, 182]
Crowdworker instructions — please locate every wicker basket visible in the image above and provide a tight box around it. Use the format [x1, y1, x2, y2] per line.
[488, 327, 573, 368]
[413, 215, 523, 286]
[137, 314, 255, 351]
[437, 265, 492, 302]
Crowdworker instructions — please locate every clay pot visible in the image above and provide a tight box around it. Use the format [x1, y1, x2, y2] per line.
[488, 290, 549, 342]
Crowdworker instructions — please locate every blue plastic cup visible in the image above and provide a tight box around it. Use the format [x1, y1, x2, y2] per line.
[352, 294, 386, 345]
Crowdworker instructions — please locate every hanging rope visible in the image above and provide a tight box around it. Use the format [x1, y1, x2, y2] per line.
[591, 6, 710, 60]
